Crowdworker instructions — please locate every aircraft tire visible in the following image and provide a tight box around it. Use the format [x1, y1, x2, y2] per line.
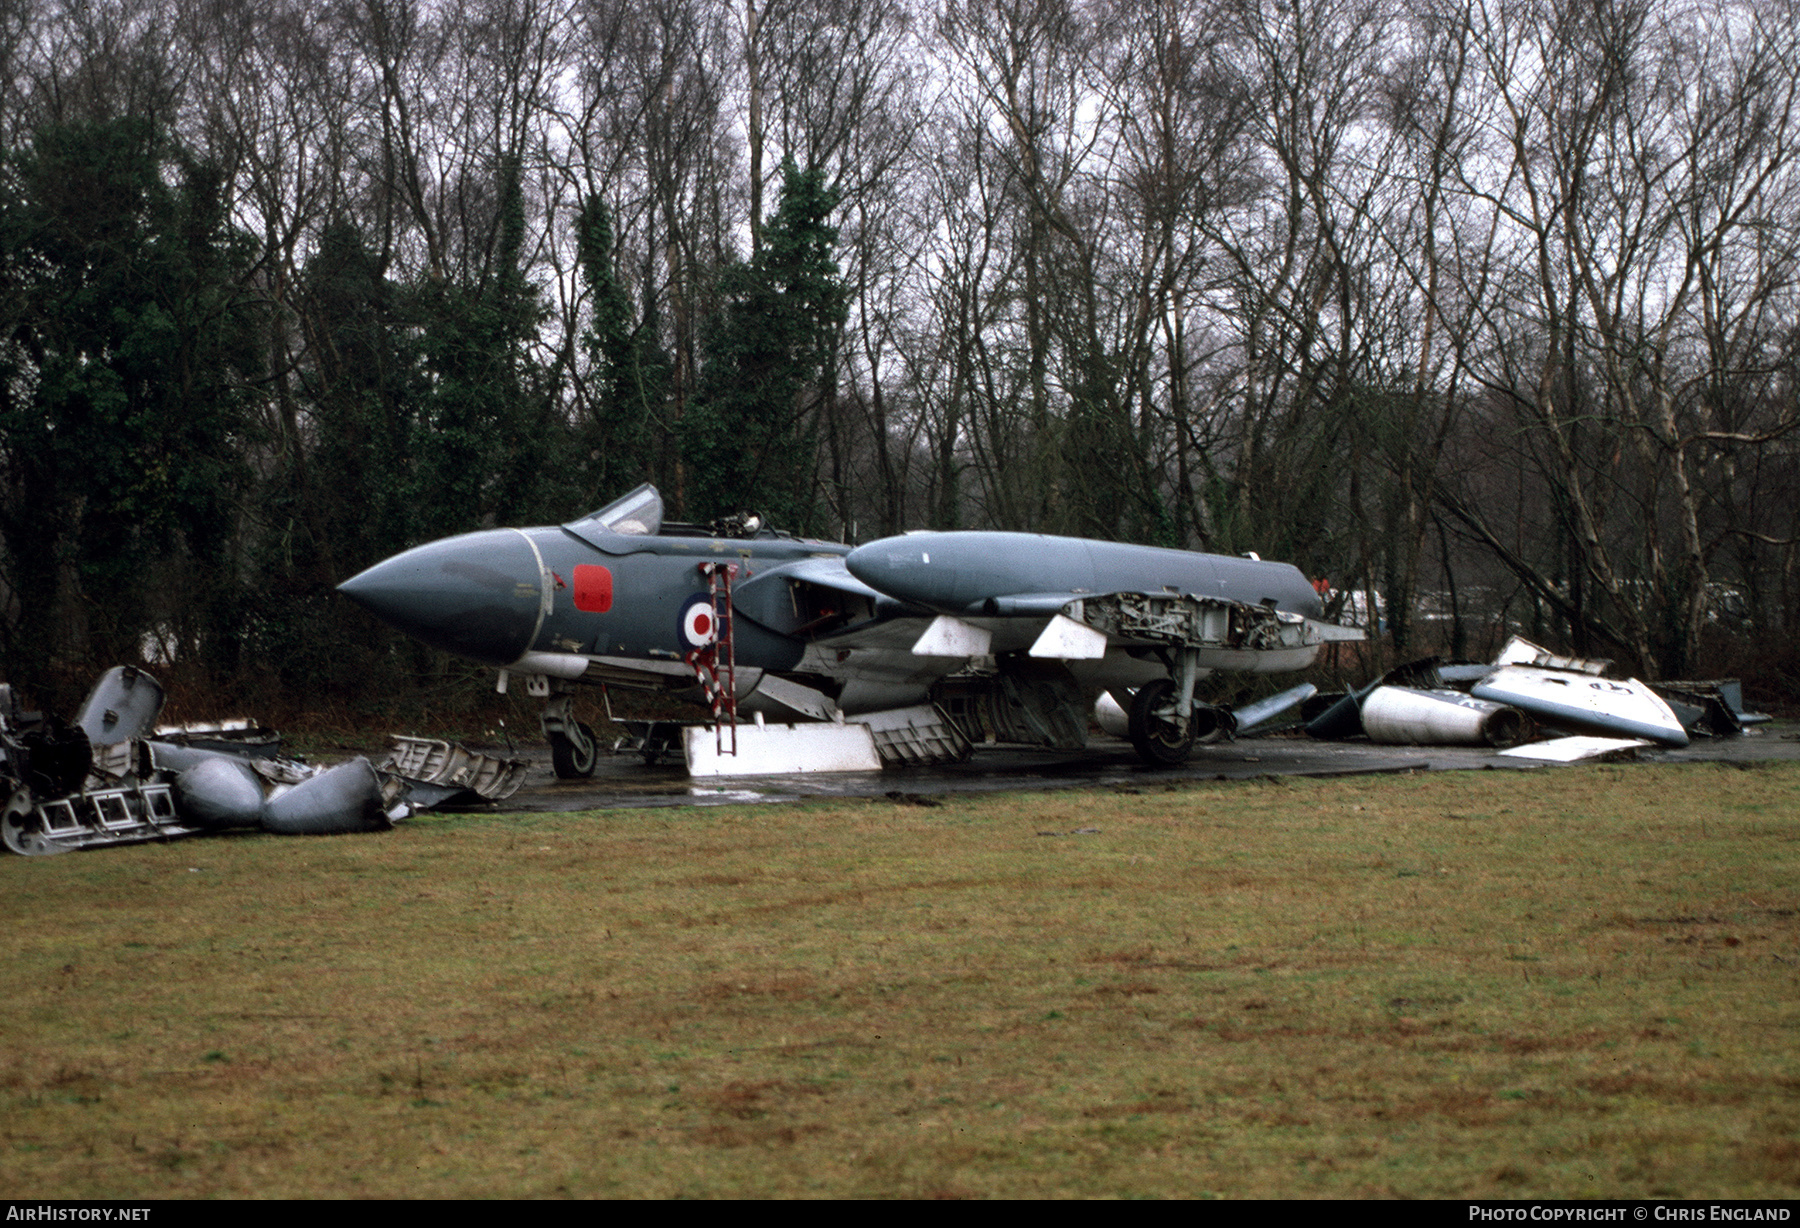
[550, 722, 599, 779]
[2, 788, 58, 856]
[1128, 679, 1195, 767]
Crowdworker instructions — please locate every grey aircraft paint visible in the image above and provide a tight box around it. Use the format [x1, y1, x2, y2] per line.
[842, 532, 1324, 620]
[338, 485, 1355, 772]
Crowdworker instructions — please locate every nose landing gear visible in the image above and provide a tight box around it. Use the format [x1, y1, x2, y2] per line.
[541, 692, 598, 778]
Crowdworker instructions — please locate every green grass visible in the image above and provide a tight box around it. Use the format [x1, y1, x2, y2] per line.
[4, 761, 1800, 1198]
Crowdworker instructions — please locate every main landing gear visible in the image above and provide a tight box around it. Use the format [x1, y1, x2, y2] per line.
[1124, 649, 1236, 768]
[1127, 679, 1194, 766]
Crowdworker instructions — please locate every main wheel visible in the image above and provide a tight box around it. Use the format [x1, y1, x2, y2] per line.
[550, 721, 599, 778]
[1128, 679, 1195, 767]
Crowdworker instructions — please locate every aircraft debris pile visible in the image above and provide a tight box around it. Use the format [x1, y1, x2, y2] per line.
[1645, 678, 1771, 737]
[1093, 680, 1320, 744]
[1, 668, 529, 856]
[1302, 636, 1769, 757]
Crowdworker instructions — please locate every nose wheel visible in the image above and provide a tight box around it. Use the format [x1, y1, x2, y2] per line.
[549, 723, 598, 778]
[541, 693, 599, 779]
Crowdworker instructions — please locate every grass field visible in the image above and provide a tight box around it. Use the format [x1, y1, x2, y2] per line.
[4, 760, 1799, 1199]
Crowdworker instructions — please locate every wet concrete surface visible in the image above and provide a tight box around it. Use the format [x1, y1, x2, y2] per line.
[455, 720, 1800, 814]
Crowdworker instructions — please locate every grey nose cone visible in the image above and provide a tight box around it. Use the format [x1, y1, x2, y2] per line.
[338, 529, 544, 666]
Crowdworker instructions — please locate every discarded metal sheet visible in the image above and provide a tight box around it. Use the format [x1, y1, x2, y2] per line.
[684, 721, 882, 776]
[1497, 736, 1653, 763]
[1650, 679, 1772, 736]
[382, 736, 531, 801]
[1652, 686, 1739, 736]
[1704, 679, 1769, 725]
[849, 704, 973, 766]
[71, 666, 166, 745]
[152, 719, 281, 758]
[1492, 636, 1611, 676]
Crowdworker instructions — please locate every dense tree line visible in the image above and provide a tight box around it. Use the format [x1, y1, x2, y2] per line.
[2, 0, 1798, 714]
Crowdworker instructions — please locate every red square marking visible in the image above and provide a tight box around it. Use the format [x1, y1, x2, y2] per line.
[573, 564, 613, 613]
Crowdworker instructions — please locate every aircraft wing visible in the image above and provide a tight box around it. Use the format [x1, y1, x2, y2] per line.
[806, 588, 1361, 673]
[876, 591, 1347, 650]
[732, 555, 907, 639]
[749, 555, 887, 602]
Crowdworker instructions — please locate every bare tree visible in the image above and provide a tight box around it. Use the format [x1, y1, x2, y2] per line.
[1443, 0, 1800, 675]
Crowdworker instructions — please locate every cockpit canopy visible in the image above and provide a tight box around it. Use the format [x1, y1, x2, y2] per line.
[562, 484, 797, 552]
[567, 483, 663, 537]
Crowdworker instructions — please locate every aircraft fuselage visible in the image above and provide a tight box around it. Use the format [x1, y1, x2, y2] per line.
[337, 524, 841, 675]
[337, 486, 1351, 771]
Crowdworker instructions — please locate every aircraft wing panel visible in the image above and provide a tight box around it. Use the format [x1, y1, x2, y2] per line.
[751, 555, 886, 601]
[810, 616, 942, 653]
[808, 613, 1057, 657]
[733, 556, 897, 637]
[809, 587, 1361, 660]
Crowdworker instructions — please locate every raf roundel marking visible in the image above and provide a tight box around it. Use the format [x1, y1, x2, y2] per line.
[572, 564, 613, 613]
[678, 592, 717, 648]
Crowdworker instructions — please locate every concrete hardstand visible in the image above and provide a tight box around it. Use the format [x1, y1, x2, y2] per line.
[444, 721, 1800, 815]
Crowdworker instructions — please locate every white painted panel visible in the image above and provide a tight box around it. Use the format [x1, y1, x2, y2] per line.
[1028, 614, 1108, 660]
[910, 615, 993, 658]
[1497, 736, 1653, 762]
[684, 722, 882, 776]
